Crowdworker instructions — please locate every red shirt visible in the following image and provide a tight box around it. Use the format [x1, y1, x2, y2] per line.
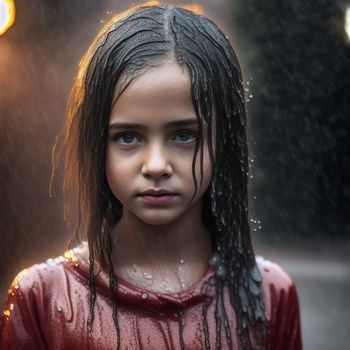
[0, 244, 302, 349]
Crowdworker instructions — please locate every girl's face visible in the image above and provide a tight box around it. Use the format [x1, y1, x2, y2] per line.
[106, 62, 213, 226]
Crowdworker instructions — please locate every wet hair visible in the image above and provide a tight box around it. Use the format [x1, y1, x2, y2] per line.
[60, 2, 266, 349]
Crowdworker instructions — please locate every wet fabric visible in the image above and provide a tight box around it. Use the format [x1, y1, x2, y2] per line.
[0, 243, 302, 349]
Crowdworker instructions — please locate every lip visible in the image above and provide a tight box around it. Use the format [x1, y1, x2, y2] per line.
[138, 188, 178, 205]
[139, 188, 176, 196]
[139, 194, 178, 205]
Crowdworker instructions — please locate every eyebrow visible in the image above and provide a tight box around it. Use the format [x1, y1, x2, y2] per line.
[109, 118, 198, 130]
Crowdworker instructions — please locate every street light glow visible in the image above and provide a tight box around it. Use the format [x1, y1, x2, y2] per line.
[0, 0, 15, 35]
[346, 7, 350, 41]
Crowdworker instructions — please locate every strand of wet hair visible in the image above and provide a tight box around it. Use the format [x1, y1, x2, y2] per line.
[107, 253, 121, 350]
[87, 246, 96, 333]
[177, 310, 185, 350]
[201, 294, 212, 350]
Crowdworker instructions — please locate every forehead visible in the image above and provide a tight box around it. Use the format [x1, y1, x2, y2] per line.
[110, 63, 196, 126]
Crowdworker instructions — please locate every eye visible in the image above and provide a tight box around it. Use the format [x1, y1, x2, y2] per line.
[113, 133, 140, 145]
[173, 130, 197, 143]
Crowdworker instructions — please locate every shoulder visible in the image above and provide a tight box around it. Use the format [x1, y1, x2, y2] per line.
[8, 249, 88, 307]
[11, 242, 90, 294]
[255, 256, 303, 348]
[256, 255, 295, 291]
[10, 256, 66, 294]
[255, 256, 300, 320]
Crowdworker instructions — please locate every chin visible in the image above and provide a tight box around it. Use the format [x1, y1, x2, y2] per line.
[136, 211, 182, 226]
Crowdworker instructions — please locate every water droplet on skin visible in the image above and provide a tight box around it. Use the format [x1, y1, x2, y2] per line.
[57, 306, 62, 312]
[180, 259, 185, 264]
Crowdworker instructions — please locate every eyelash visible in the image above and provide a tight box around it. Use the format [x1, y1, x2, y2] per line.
[111, 130, 197, 146]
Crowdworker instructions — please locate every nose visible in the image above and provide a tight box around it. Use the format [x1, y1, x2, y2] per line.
[141, 141, 173, 179]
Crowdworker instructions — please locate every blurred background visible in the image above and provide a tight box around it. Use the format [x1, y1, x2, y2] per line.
[0, 0, 349, 348]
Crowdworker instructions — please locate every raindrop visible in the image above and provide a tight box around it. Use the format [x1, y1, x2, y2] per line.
[141, 292, 148, 300]
[216, 265, 226, 279]
[239, 287, 249, 312]
[143, 272, 152, 280]
[180, 259, 185, 264]
[250, 266, 262, 283]
[249, 279, 260, 296]
[209, 253, 220, 267]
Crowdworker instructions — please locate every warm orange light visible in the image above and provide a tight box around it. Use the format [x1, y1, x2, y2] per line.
[181, 4, 204, 15]
[0, 0, 15, 35]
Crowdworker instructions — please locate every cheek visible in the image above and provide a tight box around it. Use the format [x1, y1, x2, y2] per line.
[192, 146, 213, 193]
[105, 151, 130, 197]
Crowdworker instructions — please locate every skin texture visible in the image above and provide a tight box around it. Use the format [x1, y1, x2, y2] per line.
[105, 62, 213, 293]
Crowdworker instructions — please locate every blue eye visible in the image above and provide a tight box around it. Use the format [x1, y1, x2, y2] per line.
[115, 134, 139, 145]
[174, 131, 197, 143]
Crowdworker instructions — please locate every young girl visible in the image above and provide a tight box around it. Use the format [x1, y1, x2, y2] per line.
[0, 3, 302, 349]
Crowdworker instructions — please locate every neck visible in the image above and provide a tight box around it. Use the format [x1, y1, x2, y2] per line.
[111, 204, 212, 292]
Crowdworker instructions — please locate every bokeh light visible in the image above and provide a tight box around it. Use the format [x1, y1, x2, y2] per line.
[0, 0, 15, 35]
[345, 7, 350, 40]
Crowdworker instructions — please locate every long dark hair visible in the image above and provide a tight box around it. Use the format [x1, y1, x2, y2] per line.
[60, 2, 266, 349]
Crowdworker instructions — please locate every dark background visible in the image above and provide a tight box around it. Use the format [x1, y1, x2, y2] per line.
[1, 1, 349, 349]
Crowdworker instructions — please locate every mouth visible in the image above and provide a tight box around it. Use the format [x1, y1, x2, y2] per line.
[139, 193, 177, 204]
[139, 188, 177, 196]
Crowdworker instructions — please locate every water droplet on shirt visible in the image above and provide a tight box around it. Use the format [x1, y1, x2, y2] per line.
[143, 272, 152, 280]
[3, 309, 11, 317]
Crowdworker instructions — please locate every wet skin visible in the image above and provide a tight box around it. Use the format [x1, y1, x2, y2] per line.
[106, 62, 213, 293]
